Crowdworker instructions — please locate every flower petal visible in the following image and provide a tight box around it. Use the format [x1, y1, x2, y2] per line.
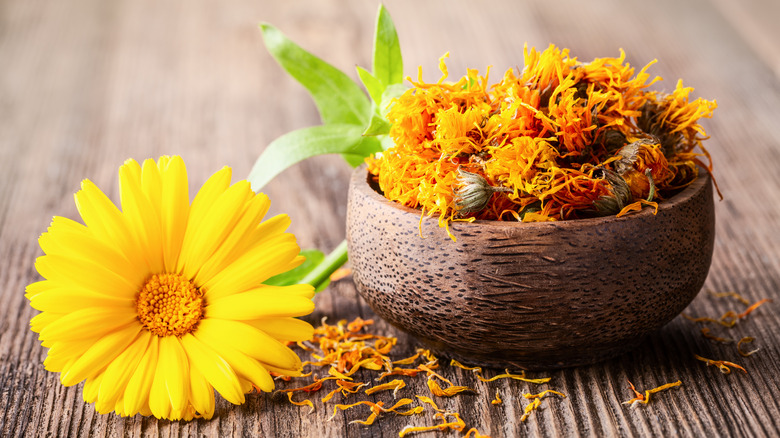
[30, 311, 64, 334]
[43, 338, 97, 372]
[38, 226, 144, 290]
[244, 317, 314, 343]
[74, 180, 139, 264]
[180, 333, 244, 405]
[39, 307, 136, 342]
[194, 193, 270, 285]
[183, 166, 231, 246]
[193, 328, 274, 392]
[35, 254, 138, 298]
[159, 156, 190, 272]
[205, 285, 314, 320]
[119, 159, 164, 275]
[195, 318, 300, 375]
[200, 235, 301, 299]
[122, 336, 159, 417]
[188, 364, 215, 420]
[29, 287, 134, 313]
[60, 323, 142, 386]
[83, 373, 103, 404]
[97, 331, 152, 411]
[148, 338, 187, 420]
[178, 181, 253, 281]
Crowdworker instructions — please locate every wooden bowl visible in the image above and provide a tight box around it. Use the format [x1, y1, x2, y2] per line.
[346, 166, 715, 370]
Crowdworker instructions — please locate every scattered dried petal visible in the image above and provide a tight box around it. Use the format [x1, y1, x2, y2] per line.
[737, 337, 760, 357]
[365, 379, 406, 397]
[622, 380, 681, 406]
[694, 354, 747, 374]
[286, 392, 315, 414]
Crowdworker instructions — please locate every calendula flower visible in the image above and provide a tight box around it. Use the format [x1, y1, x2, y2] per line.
[26, 156, 315, 420]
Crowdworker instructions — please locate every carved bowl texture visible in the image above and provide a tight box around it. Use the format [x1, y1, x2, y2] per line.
[346, 166, 715, 370]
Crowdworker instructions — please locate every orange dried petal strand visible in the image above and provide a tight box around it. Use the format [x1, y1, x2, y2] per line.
[464, 428, 493, 438]
[616, 200, 658, 218]
[328, 367, 353, 380]
[392, 351, 423, 365]
[623, 380, 681, 406]
[379, 367, 422, 380]
[520, 398, 541, 422]
[416, 395, 445, 413]
[450, 359, 482, 372]
[365, 379, 406, 397]
[329, 400, 382, 421]
[280, 376, 338, 393]
[738, 299, 772, 319]
[427, 377, 472, 397]
[737, 337, 760, 357]
[700, 327, 733, 344]
[694, 353, 748, 374]
[477, 369, 551, 384]
[524, 389, 567, 400]
[682, 313, 736, 328]
[329, 268, 352, 282]
[286, 392, 314, 413]
[708, 291, 751, 305]
[491, 390, 503, 405]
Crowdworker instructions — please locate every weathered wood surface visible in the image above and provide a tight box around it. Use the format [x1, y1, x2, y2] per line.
[1, 0, 779, 436]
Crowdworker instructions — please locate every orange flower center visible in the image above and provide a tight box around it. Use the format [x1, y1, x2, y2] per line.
[136, 273, 204, 337]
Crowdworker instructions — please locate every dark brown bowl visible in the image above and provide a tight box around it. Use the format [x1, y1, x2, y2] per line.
[346, 167, 715, 370]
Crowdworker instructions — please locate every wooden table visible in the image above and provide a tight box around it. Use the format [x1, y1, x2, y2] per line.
[2, 0, 779, 436]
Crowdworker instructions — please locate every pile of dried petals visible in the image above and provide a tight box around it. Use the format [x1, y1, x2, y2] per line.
[275, 317, 563, 436]
[367, 44, 717, 238]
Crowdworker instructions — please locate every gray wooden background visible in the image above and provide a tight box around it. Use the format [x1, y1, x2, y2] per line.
[2, 0, 780, 436]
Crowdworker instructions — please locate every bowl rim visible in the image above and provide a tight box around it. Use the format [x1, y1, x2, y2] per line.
[353, 166, 712, 230]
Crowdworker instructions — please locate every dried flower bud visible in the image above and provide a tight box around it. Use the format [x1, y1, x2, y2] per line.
[593, 168, 633, 215]
[453, 168, 510, 215]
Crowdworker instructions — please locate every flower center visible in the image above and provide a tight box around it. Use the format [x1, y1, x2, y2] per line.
[136, 273, 205, 337]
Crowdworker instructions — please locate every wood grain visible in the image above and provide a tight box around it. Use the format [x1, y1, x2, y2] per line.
[1, 0, 779, 436]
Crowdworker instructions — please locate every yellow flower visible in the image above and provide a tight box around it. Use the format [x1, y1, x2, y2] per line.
[26, 156, 315, 420]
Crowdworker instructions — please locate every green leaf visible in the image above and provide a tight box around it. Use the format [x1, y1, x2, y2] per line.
[249, 124, 381, 191]
[362, 105, 392, 136]
[357, 66, 384, 105]
[263, 249, 327, 290]
[372, 5, 403, 87]
[260, 23, 371, 126]
[342, 135, 382, 167]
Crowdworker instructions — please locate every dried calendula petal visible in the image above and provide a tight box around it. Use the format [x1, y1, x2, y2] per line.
[399, 412, 466, 437]
[524, 390, 566, 400]
[738, 299, 772, 319]
[622, 380, 681, 406]
[464, 428, 492, 438]
[415, 395, 445, 413]
[491, 390, 502, 405]
[450, 359, 482, 373]
[286, 392, 315, 414]
[737, 337, 761, 357]
[426, 376, 472, 397]
[708, 290, 751, 305]
[477, 369, 551, 384]
[694, 353, 747, 374]
[520, 398, 541, 422]
[365, 379, 406, 397]
[700, 327, 733, 344]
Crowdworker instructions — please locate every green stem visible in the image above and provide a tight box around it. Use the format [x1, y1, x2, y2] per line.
[301, 240, 349, 291]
